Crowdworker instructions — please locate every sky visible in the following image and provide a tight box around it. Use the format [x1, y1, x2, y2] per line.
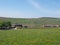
[0, 0, 60, 18]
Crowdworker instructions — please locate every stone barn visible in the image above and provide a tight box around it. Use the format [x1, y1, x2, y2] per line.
[14, 24, 23, 29]
[42, 24, 60, 28]
[11, 24, 23, 29]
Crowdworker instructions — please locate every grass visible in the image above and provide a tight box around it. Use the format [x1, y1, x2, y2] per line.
[0, 28, 60, 45]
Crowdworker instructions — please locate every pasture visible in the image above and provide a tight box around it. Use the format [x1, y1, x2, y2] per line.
[0, 28, 60, 45]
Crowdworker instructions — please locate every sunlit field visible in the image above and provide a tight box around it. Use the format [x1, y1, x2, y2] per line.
[0, 28, 60, 45]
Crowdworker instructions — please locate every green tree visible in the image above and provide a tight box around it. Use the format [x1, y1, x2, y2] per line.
[0, 21, 11, 29]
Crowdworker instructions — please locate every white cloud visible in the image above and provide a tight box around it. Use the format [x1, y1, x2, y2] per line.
[28, 0, 43, 9]
[27, 0, 60, 15]
[0, 10, 25, 18]
[0, 10, 38, 18]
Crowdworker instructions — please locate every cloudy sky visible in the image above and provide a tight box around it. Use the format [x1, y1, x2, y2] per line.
[0, 0, 60, 18]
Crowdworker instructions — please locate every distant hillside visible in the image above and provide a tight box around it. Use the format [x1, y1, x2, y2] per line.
[0, 17, 60, 28]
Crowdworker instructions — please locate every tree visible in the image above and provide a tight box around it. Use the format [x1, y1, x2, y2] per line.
[0, 21, 11, 29]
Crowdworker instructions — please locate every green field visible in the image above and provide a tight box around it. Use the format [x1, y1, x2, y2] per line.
[0, 28, 60, 45]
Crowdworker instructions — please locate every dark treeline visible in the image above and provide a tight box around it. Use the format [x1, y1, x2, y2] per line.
[0, 21, 11, 30]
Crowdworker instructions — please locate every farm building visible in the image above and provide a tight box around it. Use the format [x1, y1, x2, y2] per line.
[42, 24, 60, 28]
[11, 24, 23, 30]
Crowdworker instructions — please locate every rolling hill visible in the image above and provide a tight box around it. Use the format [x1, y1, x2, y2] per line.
[0, 17, 60, 28]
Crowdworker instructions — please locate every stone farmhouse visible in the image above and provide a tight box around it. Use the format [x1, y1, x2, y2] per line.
[42, 24, 60, 28]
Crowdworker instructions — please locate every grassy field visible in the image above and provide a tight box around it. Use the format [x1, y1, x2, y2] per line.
[0, 28, 60, 45]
